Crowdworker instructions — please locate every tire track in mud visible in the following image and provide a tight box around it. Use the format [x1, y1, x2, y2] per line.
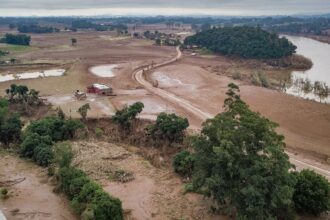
[132, 46, 330, 180]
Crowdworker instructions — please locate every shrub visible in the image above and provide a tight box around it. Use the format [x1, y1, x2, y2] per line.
[0, 187, 8, 200]
[293, 170, 330, 216]
[91, 189, 123, 220]
[148, 112, 189, 143]
[76, 182, 101, 203]
[54, 142, 74, 168]
[173, 150, 194, 177]
[69, 176, 91, 200]
[20, 133, 52, 158]
[33, 143, 54, 167]
[77, 103, 90, 121]
[232, 71, 242, 80]
[58, 167, 87, 197]
[95, 128, 103, 138]
[0, 114, 22, 145]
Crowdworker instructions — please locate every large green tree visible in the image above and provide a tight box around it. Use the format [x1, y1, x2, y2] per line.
[192, 83, 296, 219]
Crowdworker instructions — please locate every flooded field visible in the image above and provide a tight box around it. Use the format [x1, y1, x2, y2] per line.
[285, 36, 330, 103]
[0, 69, 66, 83]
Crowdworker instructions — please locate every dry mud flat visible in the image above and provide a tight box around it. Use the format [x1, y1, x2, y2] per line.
[0, 153, 76, 220]
[72, 141, 228, 220]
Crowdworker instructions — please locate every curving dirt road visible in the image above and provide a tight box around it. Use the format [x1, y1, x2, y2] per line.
[132, 46, 330, 180]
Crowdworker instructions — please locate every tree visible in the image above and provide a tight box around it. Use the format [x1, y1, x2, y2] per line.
[112, 102, 144, 131]
[148, 112, 189, 144]
[0, 114, 22, 146]
[173, 150, 194, 177]
[77, 103, 90, 121]
[71, 38, 77, 46]
[293, 169, 330, 216]
[191, 83, 296, 219]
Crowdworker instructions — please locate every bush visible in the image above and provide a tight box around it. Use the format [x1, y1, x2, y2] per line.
[76, 182, 101, 203]
[69, 176, 91, 200]
[0, 114, 22, 145]
[95, 128, 103, 138]
[58, 167, 87, 197]
[148, 112, 189, 144]
[91, 190, 123, 220]
[293, 170, 330, 216]
[173, 150, 194, 177]
[20, 133, 52, 158]
[54, 142, 74, 168]
[33, 143, 54, 167]
[27, 117, 83, 142]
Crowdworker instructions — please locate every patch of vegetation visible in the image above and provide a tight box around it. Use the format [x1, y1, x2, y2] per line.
[94, 128, 103, 138]
[189, 83, 297, 219]
[0, 187, 8, 200]
[173, 150, 194, 177]
[293, 169, 330, 216]
[185, 26, 296, 59]
[0, 98, 22, 146]
[112, 102, 144, 131]
[56, 143, 124, 220]
[0, 33, 31, 46]
[108, 170, 134, 183]
[77, 103, 90, 121]
[251, 71, 270, 87]
[18, 24, 59, 34]
[148, 112, 189, 144]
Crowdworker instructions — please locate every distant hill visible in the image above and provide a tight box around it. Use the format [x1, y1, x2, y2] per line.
[184, 26, 297, 59]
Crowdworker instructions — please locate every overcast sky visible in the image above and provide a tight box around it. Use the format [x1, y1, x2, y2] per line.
[0, 0, 329, 16]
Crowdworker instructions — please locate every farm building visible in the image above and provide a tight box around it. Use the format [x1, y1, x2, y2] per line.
[87, 83, 112, 96]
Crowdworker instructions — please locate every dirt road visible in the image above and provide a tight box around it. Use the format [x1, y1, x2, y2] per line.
[132, 46, 330, 180]
[134, 46, 212, 121]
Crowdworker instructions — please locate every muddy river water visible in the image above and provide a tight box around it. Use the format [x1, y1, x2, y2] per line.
[284, 35, 330, 103]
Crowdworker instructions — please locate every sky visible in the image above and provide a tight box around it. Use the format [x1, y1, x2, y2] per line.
[0, 0, 330, 17]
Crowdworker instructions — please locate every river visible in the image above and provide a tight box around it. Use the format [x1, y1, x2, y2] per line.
[284, 35, 330, 103]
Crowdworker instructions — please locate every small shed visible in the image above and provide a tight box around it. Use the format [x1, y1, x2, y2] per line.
[87, 83, 112, 96]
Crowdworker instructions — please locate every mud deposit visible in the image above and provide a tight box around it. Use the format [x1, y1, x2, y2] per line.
[0, 153, 76, 220]
[72, 141, 227, 220]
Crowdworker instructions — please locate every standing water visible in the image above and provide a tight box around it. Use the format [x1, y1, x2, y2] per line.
[284, 36, 330, 103]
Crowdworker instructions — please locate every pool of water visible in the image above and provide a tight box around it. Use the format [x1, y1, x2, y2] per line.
[0, 69, 66, 83]
[89, 64, 118, 77]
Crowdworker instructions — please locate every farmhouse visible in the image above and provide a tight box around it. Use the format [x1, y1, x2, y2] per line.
[87, 83, 112, 96]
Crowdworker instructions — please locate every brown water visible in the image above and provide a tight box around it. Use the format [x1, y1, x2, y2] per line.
[284, 35, 330, 103]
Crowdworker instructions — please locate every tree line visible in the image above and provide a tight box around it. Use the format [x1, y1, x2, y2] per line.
[17, 24, 60, 34]
[0, 33, 31, 46]
[184, 26, 297, 59]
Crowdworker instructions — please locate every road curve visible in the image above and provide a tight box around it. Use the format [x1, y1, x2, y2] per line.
[132, 46, 330, 180]
[133, 46, 212, 121]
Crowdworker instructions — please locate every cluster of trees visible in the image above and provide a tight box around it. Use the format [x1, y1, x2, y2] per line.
[173, 83, 330, 218]
[0, 50, 9, 57]
[292, 78, 329, 101]
[185, 26, 297, 59]
[17, 24, 59, 34]
[0, 33, 31, 46]
[0, 98, 22, 146]
[268, 17, 330, 35]
[143, 31, 181, 46]
[20, 116, 83, 166]
[71, 20, 128, 34]
[57, 143, 123, 219]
